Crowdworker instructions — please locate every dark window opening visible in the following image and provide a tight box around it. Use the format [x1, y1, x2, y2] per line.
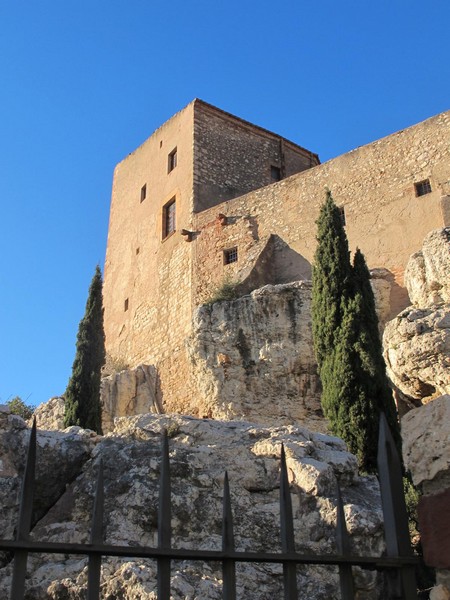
[271, 166, 281, 182]
[224, 247, 238, 265]
[124, 298, 129, 312]
[168, 148, 177, 173]
[415, 179, 432, 197]
[136, 247, 140, 255]
[338, 206, 346, 227]
[140, 184, 147, 203]
[163, 198, 176, 238]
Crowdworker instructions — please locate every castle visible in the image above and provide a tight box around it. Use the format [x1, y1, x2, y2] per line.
[103, 99, 450, 416]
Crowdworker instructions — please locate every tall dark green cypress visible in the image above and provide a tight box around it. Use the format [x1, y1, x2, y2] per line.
[312, 194, 400, 472]
[64, 266, 105, 433]
[351, 248, 401, 463]
[311, 190, 352, 369]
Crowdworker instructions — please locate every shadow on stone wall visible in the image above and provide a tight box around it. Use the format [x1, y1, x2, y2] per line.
[237, 234, 311, 295]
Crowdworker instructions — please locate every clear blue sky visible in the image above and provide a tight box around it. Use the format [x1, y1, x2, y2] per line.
[1, 1, 448, 407]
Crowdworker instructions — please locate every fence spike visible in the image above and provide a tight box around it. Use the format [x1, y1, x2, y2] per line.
[335, 482, 355, 600]
[87, 459, 104, 600]
[222, 471, 236, 600]
[280, 444, 297, 600]
[377, 413, 417, 599]
[10, 416, 37, 600]
[157, 429, 171, 600]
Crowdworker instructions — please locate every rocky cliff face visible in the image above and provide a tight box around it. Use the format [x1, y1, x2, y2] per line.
[384, 228, 450, 406]
[0, 408, 385, 599]
[186, 282, 325, 432]
[101, 364, 163, 432]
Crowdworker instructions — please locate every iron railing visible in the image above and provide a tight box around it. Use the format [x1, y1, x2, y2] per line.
[0, 414, 418, 599]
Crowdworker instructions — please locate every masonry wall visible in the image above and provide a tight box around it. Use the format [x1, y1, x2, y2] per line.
[103, 102, 197, 413]
[193, 111, 450, 318]
[192, 101, 319, 212]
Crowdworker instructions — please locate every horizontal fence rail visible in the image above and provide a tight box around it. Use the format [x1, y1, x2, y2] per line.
[0, 415, 419, 599]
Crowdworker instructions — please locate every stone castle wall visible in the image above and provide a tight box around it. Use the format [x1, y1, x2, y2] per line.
[192, 111, 450, 319]
[103, 104, 450, 418]
[193, 101, 318, 212]
[102, 102, 197, 413]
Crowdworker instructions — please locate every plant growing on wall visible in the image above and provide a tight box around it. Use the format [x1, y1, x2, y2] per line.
[64, 265, 105, 433]
[312, 192, 400, 472]
[205, 274, 241, 304]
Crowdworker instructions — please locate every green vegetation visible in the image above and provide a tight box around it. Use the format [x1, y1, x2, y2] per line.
[205, 274, 241, 304]
[312, 192, 400, 472]
[7, 396, 34, 420]
[64, 266, 105, 433]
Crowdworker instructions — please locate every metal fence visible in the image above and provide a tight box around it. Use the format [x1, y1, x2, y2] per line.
[0, 414, 418, 599]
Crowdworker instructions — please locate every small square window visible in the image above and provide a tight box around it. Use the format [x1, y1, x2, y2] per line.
[338, 206, 346, 226]
[415, 179, 432, 197]
[168, 147, 177, 173]
[224, 247, 238, 265]
[163, 198, 176, 238]
[140, 184, 147, 203]
[124, 298, 129, 312]
[271, 166, 281, 182]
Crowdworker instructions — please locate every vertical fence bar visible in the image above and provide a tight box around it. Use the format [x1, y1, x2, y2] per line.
[280, 444, 298, 600]
[222, 471, 236, 600]
[335, 483, 355, 600]
[377, 413, 417, 600]
[157, 430, 171, 600]
[10, 418, 37, 600]
[87, 459, 104, 600]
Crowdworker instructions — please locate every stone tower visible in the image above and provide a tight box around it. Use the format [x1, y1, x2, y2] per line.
[103, 99, 319, 411]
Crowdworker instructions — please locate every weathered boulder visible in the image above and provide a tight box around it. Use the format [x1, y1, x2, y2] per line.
[0, 413, 386, 599]
[401, 395, 450, 488]
[383, 306, 450, 403]
[30, 396, 65, 430]
[405, 228, 450, 308]
[187, 282, 325, 432]
[101, 364, 162, 432]
[0, 406, 98, 550]
[401, 395, 450, 597]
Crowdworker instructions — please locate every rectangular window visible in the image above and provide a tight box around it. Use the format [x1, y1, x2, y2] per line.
[124, 298, 129, 312]
[415, 179, 432, 197]
[338, 206, 346, 226]
[140, 184, 147, 203]
[163, 198, 176, 238]
[271, 166, 281, 182]
[224, 247, 238, 265]
[168, 147, 177, 173]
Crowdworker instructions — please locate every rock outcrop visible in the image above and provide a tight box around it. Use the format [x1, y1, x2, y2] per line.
[0, 412, 385, 599]
[384, 228, 450, 405]
[405, 228, 450, 307]
[187, 282, 325, 432]
[31, 396, 65, 430]
[101, 364, 163, 432]
[401, 395, 450, 598]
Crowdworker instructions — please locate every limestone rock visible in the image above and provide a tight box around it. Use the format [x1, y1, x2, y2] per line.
[383, 305, 450, 402]
[401, 395, 450, 486]
[187, 282, 325, 432]
[405, 228, 450, 307]
[101, 364, 163, 432]
[0, 409, 97, 551]
[0, 414, 385, 599]
[369, 268, 394, 329]
[30, 396, 65, 430]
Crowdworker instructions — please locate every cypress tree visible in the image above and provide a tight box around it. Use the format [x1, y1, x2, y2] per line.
[312, 194, 400, 472]
[311, 190, 352, 369]
[64, 265, 105, 433]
